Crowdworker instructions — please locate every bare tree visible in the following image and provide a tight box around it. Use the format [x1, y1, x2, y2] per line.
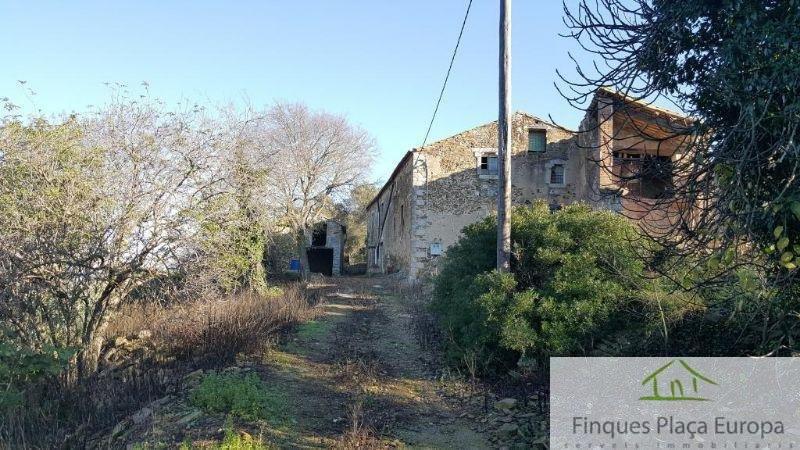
[0, 94, 375, 378]
[0, 93, 226, 378]
[263, 102, 375, 277]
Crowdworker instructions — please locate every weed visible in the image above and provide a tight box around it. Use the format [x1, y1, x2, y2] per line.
[214, 426, 271, 450]
[131, 441, 171, 449]
[211, 418, 272, 450]
[146, 419, 272, 450]
[398, 283, 442, 352]
[264, 350, 298, 368]
[334, 396, 380, 449]
[284, 319, 332, 354]
[1, 284, 314, 448]
[190, 372, 289, 424]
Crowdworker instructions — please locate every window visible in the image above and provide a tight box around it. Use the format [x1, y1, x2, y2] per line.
[479, 155, 499, 175]
[632, 155, 674, 199]
[545, 159, 566, 187]
[612, 151, 674, 198]
[430, 242, 443, 256]
[528, 129, 547, 153]
[550, 164, 565, 185]
[474, 148, 500, 178]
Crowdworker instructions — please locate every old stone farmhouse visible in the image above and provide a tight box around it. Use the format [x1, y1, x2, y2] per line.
[366, 88, 690, 280]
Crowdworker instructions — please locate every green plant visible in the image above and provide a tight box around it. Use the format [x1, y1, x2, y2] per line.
[190, 372, 289, 423]
[215, 427, 271, 450]
[0, 328, 74, 411]
[173, 418, 271, 450]
[432, 202, 646, 371]
[432, 202, 792, 372]
[192, 190, 270, 296]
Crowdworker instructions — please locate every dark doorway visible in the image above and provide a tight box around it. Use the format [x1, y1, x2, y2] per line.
[306, 247, 333, 276]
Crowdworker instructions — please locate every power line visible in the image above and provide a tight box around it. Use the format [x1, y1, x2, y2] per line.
[420, 0, 474, 148]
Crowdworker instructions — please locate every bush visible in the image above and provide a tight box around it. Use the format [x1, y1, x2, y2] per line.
[171, 418, 271, 450]
[265, 232, 297, 278]
[190, 371, 288, 423]
[651, 269, 797, 357]
[432, 202, 792, 374]
[432, 202, 647, 372]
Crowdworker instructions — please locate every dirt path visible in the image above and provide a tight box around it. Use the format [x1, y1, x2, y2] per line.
[265, 276, 492, 449]
[115, 277, 545, 449]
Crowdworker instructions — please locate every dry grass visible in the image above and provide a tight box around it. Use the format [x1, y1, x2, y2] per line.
[333, 397, 382, 450]
[107, 284, 316, 365]
[1, 285, 316, 449]
[395, 282, 443, 352]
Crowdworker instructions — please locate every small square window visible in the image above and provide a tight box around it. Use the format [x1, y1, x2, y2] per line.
[528, 129, 547, 153]
[480, 155, 498, 175]
[550, 164, 565, 185]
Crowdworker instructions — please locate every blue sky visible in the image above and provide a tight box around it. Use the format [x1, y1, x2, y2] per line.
[1, 1, 593, 183]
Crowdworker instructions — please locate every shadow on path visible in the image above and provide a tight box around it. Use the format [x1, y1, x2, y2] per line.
[263, 276, 492, 449]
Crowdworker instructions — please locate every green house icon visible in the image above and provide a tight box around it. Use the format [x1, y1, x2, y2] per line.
[640, 359, 718, 401]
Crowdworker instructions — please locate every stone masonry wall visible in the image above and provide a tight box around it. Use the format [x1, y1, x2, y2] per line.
[371, 96, 690, 280]
[366, 154, 413, 275]
[325, 220, 345, 276]
[408, 113, 587, 279]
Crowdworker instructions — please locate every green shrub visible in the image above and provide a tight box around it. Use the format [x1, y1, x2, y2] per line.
[656, 268, 796, 357]
[432, 202, 647, 371]
[432, 202, 791, 373]
[0, 328, 74, 411]
[190, 371, 288, 423]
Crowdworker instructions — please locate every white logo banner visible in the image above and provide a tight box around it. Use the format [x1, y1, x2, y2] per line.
[550, 357, 800, 448]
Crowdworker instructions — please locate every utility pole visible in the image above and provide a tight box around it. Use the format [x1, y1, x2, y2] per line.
[497, 0, 512, 272]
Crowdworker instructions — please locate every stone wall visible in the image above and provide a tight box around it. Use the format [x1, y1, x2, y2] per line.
[325, 220, 345, 276]
[576, 97, 612, 209]
[370, 101, 689, 281]
[408, 113, 587, 279]
[366, 153, 413, 275]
